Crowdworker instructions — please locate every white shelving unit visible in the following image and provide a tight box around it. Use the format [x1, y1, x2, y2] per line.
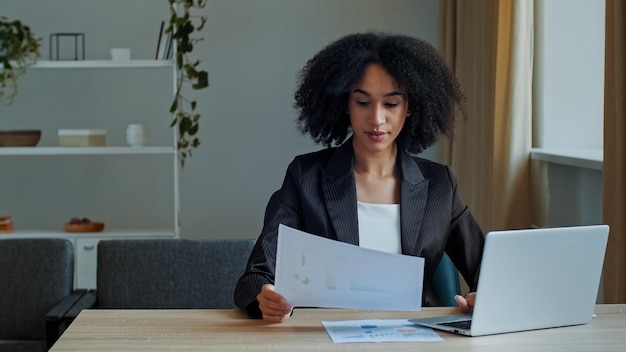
[0, 146, 175, 155]
[0, 59, 180, 289]
[31, 60, 173, 69]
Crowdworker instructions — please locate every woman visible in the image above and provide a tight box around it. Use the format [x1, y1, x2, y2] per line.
[234, 32, 485, 323]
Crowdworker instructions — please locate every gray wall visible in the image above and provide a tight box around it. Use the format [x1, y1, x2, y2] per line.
[1, 0, 439, 239]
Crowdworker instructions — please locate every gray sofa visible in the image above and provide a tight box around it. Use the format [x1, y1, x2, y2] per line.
[0, 239, 77, 352]
[94, 238, 256, 309]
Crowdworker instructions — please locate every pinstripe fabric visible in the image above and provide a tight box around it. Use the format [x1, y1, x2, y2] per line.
[234, 139, 485, 318]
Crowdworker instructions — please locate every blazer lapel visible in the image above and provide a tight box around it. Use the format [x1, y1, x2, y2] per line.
[399, 151, 428, 255]
[321, 141, 359, 245]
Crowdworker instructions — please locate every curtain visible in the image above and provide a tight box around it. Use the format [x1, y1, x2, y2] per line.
[603, 0, 626, 304]
[438, 0, 534, 232]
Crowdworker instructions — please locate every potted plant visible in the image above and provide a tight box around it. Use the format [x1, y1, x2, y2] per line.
[0, 16, 42, 147]
[166, 0, 209, 167]
[0, 16, 41, 106]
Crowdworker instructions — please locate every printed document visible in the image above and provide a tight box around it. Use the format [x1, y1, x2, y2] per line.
[322, 319, 443, 343]
[275, 224, 424, 310]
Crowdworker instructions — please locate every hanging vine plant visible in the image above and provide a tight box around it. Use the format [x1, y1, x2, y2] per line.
[0, 16, 41, 106]
[166, 0, 209, 167]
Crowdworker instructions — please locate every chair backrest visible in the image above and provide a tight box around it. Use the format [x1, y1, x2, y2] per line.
[96, 238, 256, 309]
[430, 253, 462, 307]
[0, 239, 74, 340]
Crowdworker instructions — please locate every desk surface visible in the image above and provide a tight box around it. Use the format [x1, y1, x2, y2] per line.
[50, 304, 626, 352]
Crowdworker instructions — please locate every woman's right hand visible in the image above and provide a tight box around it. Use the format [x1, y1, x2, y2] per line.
[454, 292, 476, 313]
[257, 284, 293, 323]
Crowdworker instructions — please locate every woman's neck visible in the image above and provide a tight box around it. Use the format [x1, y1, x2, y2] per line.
[352, 143, 401, 204]
[352, 143, 398, 177]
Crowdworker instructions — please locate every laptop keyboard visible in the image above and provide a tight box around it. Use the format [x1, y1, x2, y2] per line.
[438, 320, 472, 330]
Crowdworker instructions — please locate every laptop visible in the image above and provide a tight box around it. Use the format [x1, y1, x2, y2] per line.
[410, 224, 609, 336]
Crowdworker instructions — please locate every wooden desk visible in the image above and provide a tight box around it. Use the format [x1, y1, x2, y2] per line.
[50, 305, 626, 351]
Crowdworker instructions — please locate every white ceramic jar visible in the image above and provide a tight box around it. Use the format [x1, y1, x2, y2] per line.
[126, 124, 148, 147]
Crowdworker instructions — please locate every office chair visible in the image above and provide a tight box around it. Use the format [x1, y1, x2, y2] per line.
[431, 253, 462, 307]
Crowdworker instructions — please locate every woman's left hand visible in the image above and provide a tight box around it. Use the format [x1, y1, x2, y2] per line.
[454, 292, 476, 313]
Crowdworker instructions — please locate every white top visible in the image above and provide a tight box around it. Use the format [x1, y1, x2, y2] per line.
[357, 201, 401, 254]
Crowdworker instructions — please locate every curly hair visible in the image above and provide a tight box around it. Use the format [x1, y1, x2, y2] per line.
[294, 32, 464, 154]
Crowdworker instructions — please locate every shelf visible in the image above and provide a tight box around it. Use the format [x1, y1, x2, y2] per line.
[0, 146, 175, 156]
[5, 54, 181, 241]
[1, 230, 177, 239]
[530, 148, 603, 171]
[31, 60, 174, 69]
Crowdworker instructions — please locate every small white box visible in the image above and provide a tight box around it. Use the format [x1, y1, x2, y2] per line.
[58, 129, 107, 147]
[110, 48, 131, 61]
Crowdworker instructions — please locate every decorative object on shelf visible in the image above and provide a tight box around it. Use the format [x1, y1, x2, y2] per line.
[64, 217, 105, 233]
[166, 0, 209, 167]
[58, 129, 106, 147]
[126, 124, 148, 147]
[0, 129, 41, 146]
[49, 32, 85, 60]
[155, 21, 173, 60]
[110, 48, 131, 61]
[0, 216, 13, 233]
[0, 16, 41, 106]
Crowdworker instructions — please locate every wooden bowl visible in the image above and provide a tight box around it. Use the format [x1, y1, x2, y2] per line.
[0, 130, 42, 147]
[0, 216, 13, 233]
[64, 221, 105, 233]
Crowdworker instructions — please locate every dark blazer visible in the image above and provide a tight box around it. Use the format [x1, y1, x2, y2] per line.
[234, 140, 484, 318]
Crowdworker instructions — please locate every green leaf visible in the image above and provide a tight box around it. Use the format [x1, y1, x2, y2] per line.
[181, 115, 192, 133]
[184, 64, 198, 77]
[176, 52, 184, 69]
[195, 71, 209, 89]
[169, 99, 178, 113]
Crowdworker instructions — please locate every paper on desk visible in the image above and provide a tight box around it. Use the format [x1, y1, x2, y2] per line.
[275, 224, 424, 310]
[322, 319, 443, 343]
